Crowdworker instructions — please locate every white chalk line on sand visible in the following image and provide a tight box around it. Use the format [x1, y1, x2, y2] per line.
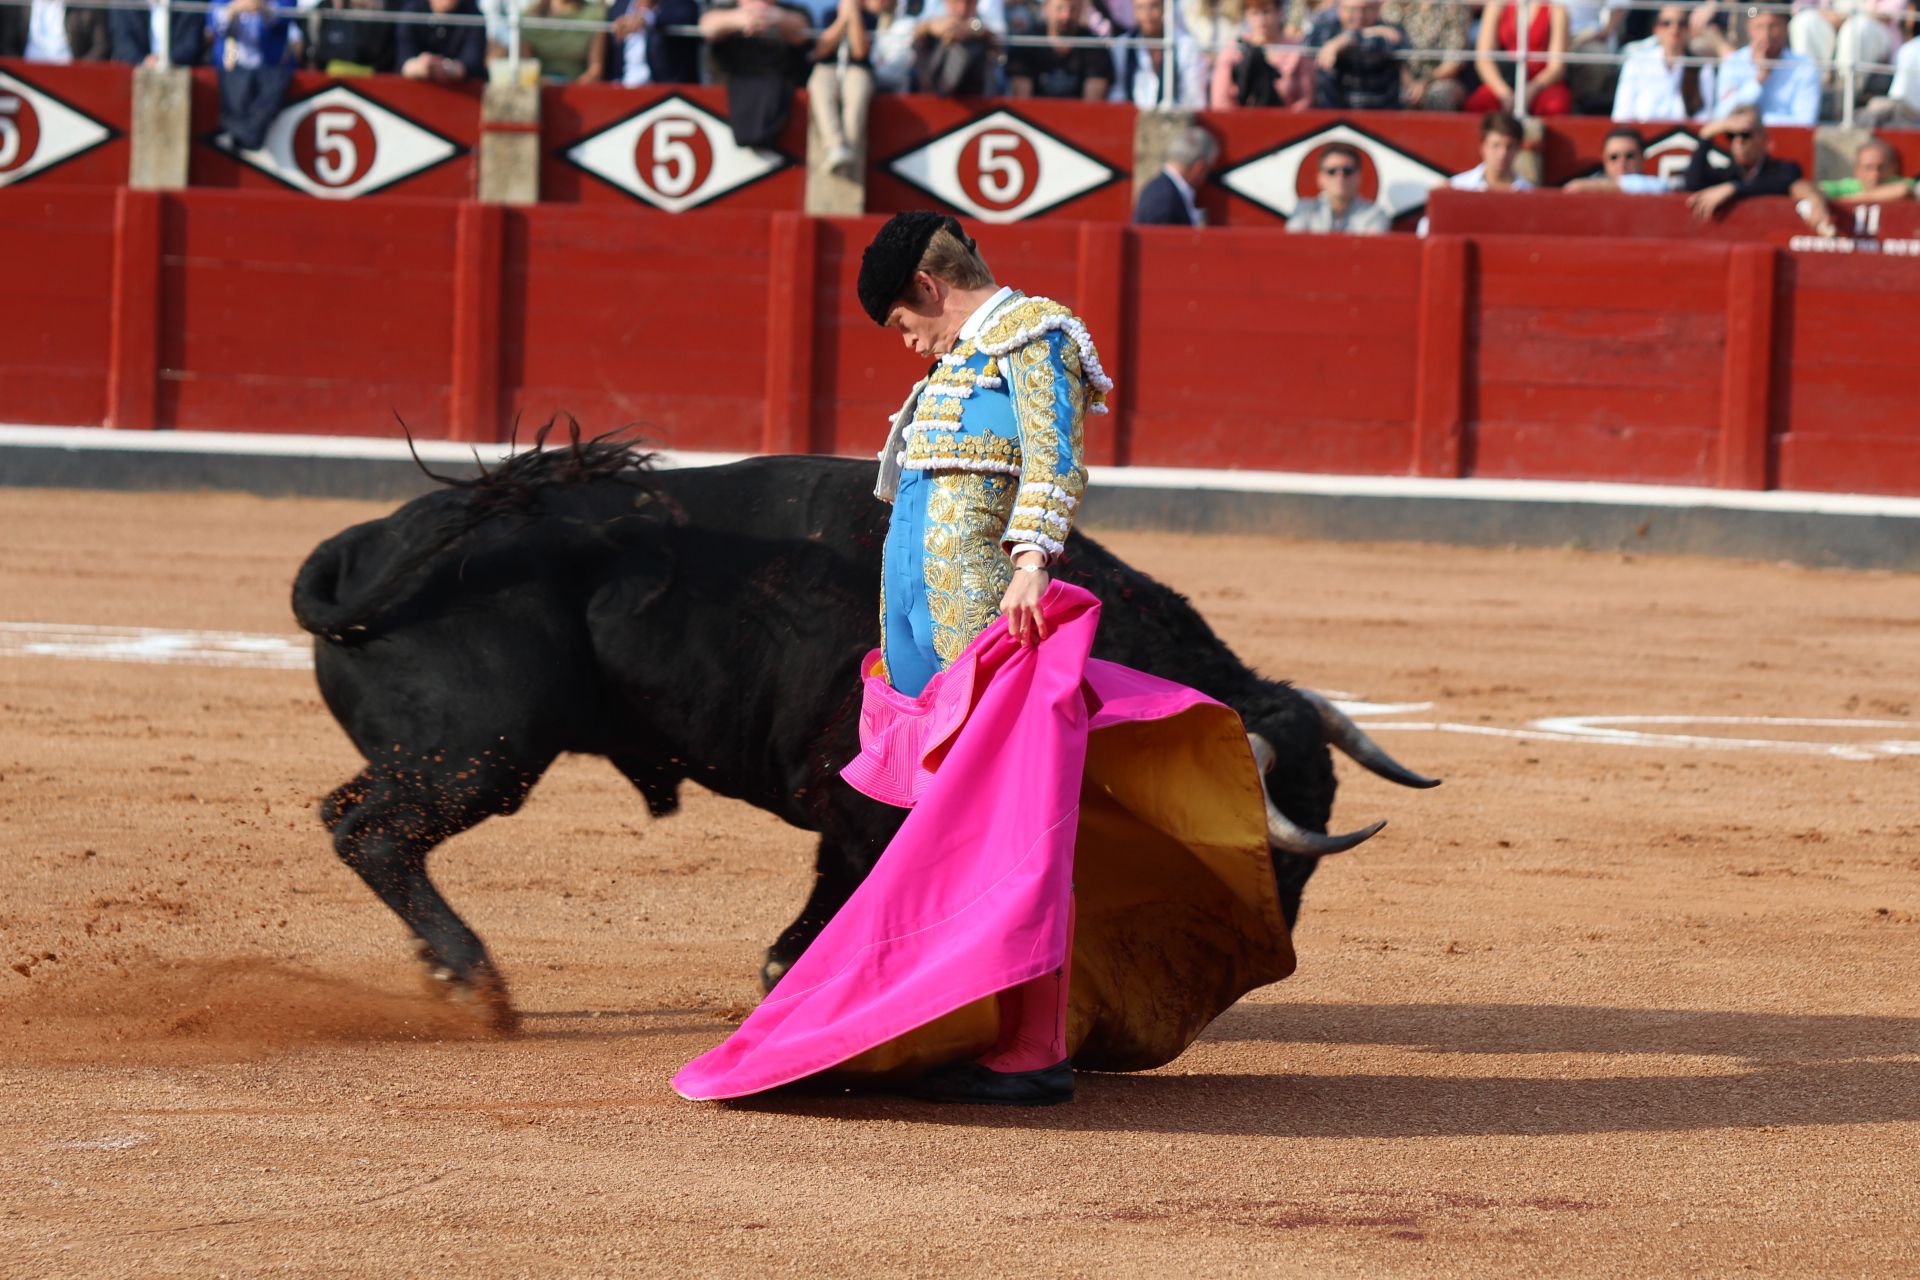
[4, 624, 1915, 762]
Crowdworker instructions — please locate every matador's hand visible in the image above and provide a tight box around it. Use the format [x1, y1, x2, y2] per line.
[1000, 563, 1052, 647]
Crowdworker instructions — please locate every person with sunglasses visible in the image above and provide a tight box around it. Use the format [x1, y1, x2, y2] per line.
[1563, 126, 1675, 193]
[1286, 142, 1392, 233]
[1611, 2, 1714, 121]
[1681, 104, 1806, 223]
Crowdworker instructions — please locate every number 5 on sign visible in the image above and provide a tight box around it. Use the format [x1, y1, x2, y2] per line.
[649, 117, 699, 198]
[976, 131, 1025, 204]
[312, 110, 360, 186]
[0, 95, 21, 169]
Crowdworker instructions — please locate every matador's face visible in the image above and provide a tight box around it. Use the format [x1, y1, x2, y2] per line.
[885, 274, 962, 359]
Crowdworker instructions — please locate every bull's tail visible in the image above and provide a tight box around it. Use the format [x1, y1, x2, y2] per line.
[291, 509, 474, 642]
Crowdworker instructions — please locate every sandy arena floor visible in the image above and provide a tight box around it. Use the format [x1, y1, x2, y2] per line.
[0, 485, 1916, 1277]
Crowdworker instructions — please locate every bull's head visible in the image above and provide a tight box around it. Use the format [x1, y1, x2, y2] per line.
[1250, 688, 1439, 858]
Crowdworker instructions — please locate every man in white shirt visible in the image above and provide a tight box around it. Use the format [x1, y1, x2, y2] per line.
[1709, 8, 1821, 125]
[1108, 0, 1207, 108]
[1612, 3, 1714, 120]
[1448, 110, 1536, 191]
[1563, 126, 1675, 193]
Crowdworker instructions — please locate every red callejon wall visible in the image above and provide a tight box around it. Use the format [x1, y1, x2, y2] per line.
[0, 186, 116, 425]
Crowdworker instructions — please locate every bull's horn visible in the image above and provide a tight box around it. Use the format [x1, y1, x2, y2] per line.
[1296, 688, 1443, 789]
[1248, 734, 1388, 856]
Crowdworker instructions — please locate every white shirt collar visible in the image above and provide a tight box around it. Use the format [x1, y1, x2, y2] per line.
[957, 285, 1016, 342]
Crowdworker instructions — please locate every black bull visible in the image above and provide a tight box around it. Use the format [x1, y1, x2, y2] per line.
[292, 448, 1437, 1031]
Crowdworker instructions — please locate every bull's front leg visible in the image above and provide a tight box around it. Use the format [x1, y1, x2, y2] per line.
[761, 815, 898, 990]
[324, 756, 544, 1032]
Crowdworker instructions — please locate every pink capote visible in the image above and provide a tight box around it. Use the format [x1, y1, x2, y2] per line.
[671, 582, 1293, 1101]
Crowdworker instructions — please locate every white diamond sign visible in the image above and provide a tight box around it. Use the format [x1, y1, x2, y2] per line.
[212, 85, 462, 200]
[885, 109, 1118, 224]
[1218, 122, 1450, 221]
[564, 95, 789, 213]
[0, 70, 115, 189]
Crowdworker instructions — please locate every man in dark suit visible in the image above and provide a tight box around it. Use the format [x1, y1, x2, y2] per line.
[0, 2, 112, 61]
[1132, 125, 1217, 227]
[105, 2, 207, 64]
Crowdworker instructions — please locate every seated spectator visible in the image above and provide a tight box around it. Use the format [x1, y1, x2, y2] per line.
[521, 0, 609, 81]
[911, 0, 998, 95]
[1788, 0, 1896, 106]
[1705, 8, 1819, 125]
[1612, 5, 1713, 121]
[1449, 109, 1535, 190]
[1183, 0, 1242, 61]
[608, 0, 703, 85]
[808, 0, 877, 175]
[701, 0, 812, 147]
[396, 0, 487, 80]
[0, 0, 111, 61]
[110, 0, 208, 65]
[311, 0, 395, 74]
[1209, 0, 1309, 108]
[1682, 104, 1801, 221]
[1305, 0, 1407, 109]
[1814, 136, 1915, 201]
[1383, 0, 1466, 110]
[1133, 123, 1216, 225]
[1110, 0, 1208, 108]
[1288, 141, 1391, 232]
[1466, 0, 1573, 116]
[208, 0, 300, 152]
[1008, 0, 1113, 97]
[1860, 29, 1920, 127]
[869, 0, 920, 90]
[1563, 126, 1673, 192]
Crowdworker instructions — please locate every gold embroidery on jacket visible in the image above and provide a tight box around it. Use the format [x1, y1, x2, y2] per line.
[922, 472, 1017, 666]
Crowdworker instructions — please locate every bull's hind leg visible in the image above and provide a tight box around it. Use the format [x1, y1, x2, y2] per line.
[325, 755, 546, 1033]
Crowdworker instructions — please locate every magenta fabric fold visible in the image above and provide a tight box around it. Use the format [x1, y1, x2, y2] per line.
[672, 582, 1224, 1102]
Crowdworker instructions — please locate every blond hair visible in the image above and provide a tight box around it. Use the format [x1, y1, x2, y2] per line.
[917, 227, 995, 290]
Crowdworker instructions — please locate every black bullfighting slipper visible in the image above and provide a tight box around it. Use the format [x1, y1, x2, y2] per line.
[908, 1059, 1075, 1107]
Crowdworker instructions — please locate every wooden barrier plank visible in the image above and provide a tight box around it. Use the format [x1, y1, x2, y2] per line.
[450, 202, 504, 443]
[762, 212, 819, 455]
[1718, 245, 1777, 490]
[106, 188, 163, 430]
[1413, 235, 1468, 477]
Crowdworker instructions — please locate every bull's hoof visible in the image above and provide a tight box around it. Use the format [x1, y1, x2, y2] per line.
[415, 945, 521, 1035]
[759, 953, 790, 993]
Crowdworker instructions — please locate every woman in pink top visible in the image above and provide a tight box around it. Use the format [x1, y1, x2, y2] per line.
[1465, 0, 1573, 116]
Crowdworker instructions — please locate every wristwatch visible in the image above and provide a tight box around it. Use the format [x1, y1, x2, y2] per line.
[1015, 563, 1047, 575]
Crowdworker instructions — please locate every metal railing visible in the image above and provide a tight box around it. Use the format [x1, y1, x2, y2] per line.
[0, 0, 1905, 127]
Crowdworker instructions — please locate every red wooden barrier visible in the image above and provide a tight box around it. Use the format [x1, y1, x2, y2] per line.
[1431, 188, 1920, 243]
[0, 59, 130, 191]
[6, 186, 1920, 497]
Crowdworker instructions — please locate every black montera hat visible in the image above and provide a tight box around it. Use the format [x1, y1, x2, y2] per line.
[857, 212, 973, 326]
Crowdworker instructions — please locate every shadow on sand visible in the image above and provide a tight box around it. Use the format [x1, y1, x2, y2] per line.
[722, 1001, 1920, 1138]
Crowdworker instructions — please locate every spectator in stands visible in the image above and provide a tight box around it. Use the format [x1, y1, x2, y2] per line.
[1704, 8, 1820, 124]
[911, 0, 998, 94]
[1612, 4, 1714, 120]
[1383, 0, 1467, 109]
[395, 0, 487, 80]
[109, 0, 206, 65]
[808, 0, 877, 175]
[1683, 104, 1801, 221]
[1210, 0, 1309, 108]
[1788, 0, 1896, 108]
[1007, 0, 1113, 97]
[1810, 136, 1915, 202]
[1860, 30, 1920, 126]
[520, 0, 608, 80]
[702, 0, 812, 145]
[608, 0, 703, 85]
[868, 0, 919, 89]
[1288, 141, 1391, 232]
[1467, 0, 1573, 116]
[0, 0, 111, 61]
[1184, 0, 1242, 61]
[1305, 0, 1408, 109]
[1133, 123, 1216, 224]
[1448, 109, 1535, 190]
[1563, 126, 1674, 192]
[1111, 0, 1208, 107]
[311, 0, 395, 74]
[208, 0, 300, 152]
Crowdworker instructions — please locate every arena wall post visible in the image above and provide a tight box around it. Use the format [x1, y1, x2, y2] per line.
[450, 203, 506, 442]
[1717, 245, 1779, 491]
[1411, 235, 1471, 478]
[104, 188, 164, 430]
[478, 83, 542, 205]
[128, 65, 191, 191]
[761, 212, 820, 455]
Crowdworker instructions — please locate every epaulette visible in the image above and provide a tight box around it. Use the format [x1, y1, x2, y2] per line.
[973, 296, 1113, 413]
